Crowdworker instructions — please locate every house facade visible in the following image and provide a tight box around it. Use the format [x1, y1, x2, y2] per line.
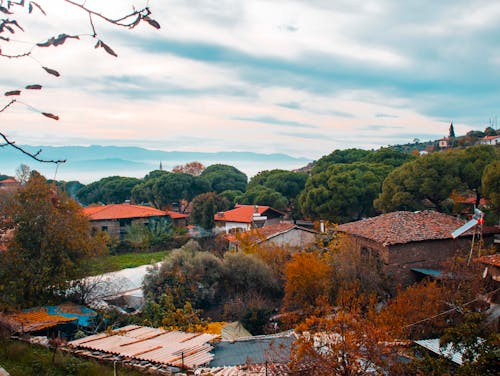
[225, 222, 317, 251]
[83, 204, 187, 239]
[214, 204, 285, 234]
[0, 178, 19, 191]
[478, 135, 500, 145]
[337, 211, 499, 290]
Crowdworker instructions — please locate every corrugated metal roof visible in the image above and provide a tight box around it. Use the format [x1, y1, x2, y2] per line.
[69, 325, 218, 368]
[0, 309, 77, 333]
[209, 336, 294, 367]
[415, 338, 463, 365]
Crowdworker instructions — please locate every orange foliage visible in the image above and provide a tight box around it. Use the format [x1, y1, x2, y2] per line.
[377, 281, 447, 340]
[172, 161, 205, 176]
[283, 251, 333, 313]
[289, 288, 398, 376]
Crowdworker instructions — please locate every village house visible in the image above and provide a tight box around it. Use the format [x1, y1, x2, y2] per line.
[83, 203, 188, 239]
[478, 134, 500, 145]
[0, 178, 19, 191]
[437, 137, 450, 149]
[337, 210, 499, 290]
[225, 222, 317, 251]
[214, 204, 285, 234]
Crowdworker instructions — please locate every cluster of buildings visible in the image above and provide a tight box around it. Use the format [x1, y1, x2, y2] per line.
[1, 173, 499, 374]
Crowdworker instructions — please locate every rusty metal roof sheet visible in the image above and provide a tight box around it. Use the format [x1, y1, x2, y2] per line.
[0, 309, 77, 333]
[69, 325, 218, 368]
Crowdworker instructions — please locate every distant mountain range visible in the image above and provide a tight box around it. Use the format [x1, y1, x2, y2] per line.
[1, 145, 311, 183]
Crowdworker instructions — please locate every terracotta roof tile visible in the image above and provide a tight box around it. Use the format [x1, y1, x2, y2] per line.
[337, 210, 487, 246]
[0, 178, 17, 184]
[165, 210, 189, 219]
[476, 254, 500, 267]
[214, 205, 283, 223]
[481, 135, 500, 140]
[83, 204, 168, 221]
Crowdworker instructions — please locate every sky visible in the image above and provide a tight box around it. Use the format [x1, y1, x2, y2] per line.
[1, 0, 499, 161]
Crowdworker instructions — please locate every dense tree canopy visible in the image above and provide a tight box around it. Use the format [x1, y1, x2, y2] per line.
[190, 192, 230, 230]
[235, 185, 288, 211]
[248, 169, 308, 201]
[300, 162, 391, 223]
[76, 176, 141, 205]
[456, 145, 500, 206]
[312, 147, 413, 173]
[375, 145, 499, 213]
[482, 160, 500, 216]
[200, 164, 247, 193]
[0, 173, 104, 307]
[131, 171, 210, 209]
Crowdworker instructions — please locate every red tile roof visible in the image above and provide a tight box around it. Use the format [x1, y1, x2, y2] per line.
[214, 204, 283, 223]
[83, 204, 169, 221]
[337, 210, 485, 246]
[165, 210, 189, 219]
[0, 178, 17, 184]
[481, 135, 500, 140]
[476, 254, 500, 267]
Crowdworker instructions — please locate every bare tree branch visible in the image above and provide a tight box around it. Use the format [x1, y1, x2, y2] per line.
[0, 131, 66, 163]
[0, 0, 160, 165]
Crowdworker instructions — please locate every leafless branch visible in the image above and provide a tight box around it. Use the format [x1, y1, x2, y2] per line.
[0, 0, 160, 164]
[0, 98, 16, 113]
[0, 131, 66, 163]
[63, 0, 152, 29]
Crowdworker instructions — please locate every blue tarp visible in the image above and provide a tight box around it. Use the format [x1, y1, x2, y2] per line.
[44, 304, 97, 327]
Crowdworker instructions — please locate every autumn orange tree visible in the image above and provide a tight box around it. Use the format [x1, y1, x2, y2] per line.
[0, 0, 160, 162]
[283, 251, 334, 314]
[288, 287, 398, 376]
[0, 172, 105, 308]
[172, 161, 206, 176]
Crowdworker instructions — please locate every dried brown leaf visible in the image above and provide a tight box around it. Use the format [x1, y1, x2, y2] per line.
[42, 66, 60, 77]
[25, 84, 42, 90]
[42, 112, 59, 120]
[96, 39, 117, 57]
[29, 1, 46, 15]
[37, 33, 79, 48]
[143, 16, 161, 29]
[0, 6, 13, 14]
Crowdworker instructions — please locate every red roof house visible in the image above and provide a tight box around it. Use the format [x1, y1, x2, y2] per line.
[83, 204, 188, 238]
[337, 211, 499, 289]
[478, 135, 500, 145]
[0, 178, 20, 191]
[214, 204, 285, 233]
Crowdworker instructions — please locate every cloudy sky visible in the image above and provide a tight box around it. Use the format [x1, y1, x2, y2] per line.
[1, 0, 499, 160]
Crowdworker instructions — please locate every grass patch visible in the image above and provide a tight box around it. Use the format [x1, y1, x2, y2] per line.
[85, 250, 169, 276]
[0, 338, 144, 376]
